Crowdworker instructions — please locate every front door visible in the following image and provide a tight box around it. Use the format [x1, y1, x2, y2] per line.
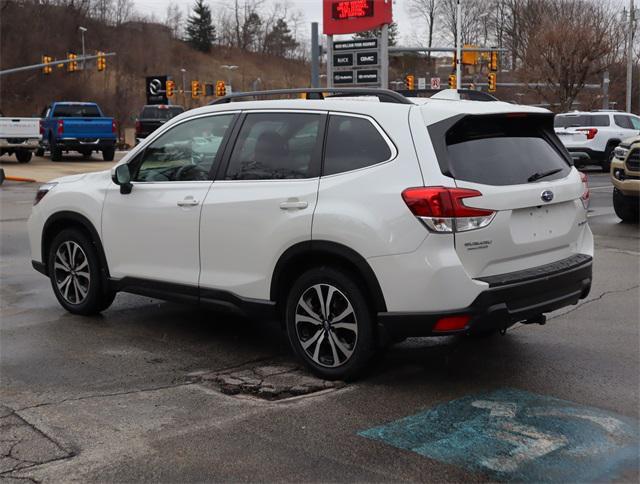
[102, 113, 236, 287]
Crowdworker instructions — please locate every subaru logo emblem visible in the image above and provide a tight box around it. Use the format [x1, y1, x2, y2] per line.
[541, 190, 554, 203]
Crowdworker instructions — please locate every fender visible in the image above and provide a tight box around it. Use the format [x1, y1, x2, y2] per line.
[41, 211, 110, 279]
[270, 240, 387, 312]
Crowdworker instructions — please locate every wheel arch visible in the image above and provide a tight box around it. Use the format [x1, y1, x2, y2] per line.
[270, 241, 387, 315]
[41, 211, 110, 279]
[605, 139, 621, 154]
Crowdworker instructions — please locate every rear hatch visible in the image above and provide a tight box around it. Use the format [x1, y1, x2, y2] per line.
[434, 113, 589, 278]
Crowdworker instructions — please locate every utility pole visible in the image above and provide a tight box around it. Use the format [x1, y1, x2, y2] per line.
[626, 0, 634, 113]
[456, 0, 462, 90]
[311, 22, 319, 88]
[79, 26, 87, 71]
[181, 68, 187, 106]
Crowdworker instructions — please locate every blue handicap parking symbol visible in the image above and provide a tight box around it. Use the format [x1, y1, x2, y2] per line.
[359, 388, 639, 482]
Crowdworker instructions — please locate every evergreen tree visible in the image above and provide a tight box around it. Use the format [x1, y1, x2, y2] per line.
[353, 21, 398, 46]
[185, 0, 216, 52]
[264, 18, 298, 57]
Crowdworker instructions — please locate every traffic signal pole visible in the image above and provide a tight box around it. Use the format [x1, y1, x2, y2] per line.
[456, 0, 462, 90]
[0, 52, 116, 76]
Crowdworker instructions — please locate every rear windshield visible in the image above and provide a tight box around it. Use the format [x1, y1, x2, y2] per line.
[52, 104, 101, 117]
[445, 115, 571, 186]
[554, 114, 609, 128]
[140, 106, 184, 119]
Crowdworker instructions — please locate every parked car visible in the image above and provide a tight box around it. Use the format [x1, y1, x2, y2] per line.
[40, 102, 117, 161]
[27, 89, 593, 380]
[554, 110, 640, 172]
[610, 136, 640, 223]
[135, 104, 185, 144]
[0, 111, 41, 163]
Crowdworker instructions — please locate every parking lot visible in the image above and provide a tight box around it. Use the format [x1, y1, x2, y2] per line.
[1, 159, 638, 482]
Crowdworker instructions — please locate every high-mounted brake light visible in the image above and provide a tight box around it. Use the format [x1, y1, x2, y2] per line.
[57, 119, 64, 136]
[580, 172, 590, 209]
[576, 128, 598, 140]
[401, 187, 496, 233]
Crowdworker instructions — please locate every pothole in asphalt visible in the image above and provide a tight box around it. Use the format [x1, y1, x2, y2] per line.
[193, 360, 346, 401]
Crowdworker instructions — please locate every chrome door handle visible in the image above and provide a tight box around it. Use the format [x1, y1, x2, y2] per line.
[177, 198, 199, 207]
[279, 199, 308, 210]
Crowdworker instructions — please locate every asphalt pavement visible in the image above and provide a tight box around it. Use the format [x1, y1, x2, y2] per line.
[0, 166, 638, 482]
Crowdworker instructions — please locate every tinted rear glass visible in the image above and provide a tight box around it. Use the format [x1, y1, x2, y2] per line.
[141, 106, 184, 119]
[52, 104, 100, 117]
[554, 114, 609, 127]
[445, 116, 570, 186]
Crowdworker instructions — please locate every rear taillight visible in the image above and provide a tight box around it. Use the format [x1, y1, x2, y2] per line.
[135, 120, 140, 135]
[39, 120, 44, 136]
[57, 119, 64, 136]
[576, 128, 598, 140]
[112, 119, 117, 134]
[580, 172, 590, 209]
[433, 314, 471, 332]
[402, 187, 496, 233]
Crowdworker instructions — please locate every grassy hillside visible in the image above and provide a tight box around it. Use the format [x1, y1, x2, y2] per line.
[0, 1, 311, 133]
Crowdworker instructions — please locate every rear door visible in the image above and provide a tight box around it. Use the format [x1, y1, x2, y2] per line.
[439, 113, 589, 278]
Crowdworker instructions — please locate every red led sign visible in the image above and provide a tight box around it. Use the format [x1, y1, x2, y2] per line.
[332, 1, 374, 20]
[323, 0, 392, 35]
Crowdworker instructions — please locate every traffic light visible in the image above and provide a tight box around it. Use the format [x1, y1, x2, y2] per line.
[97, 51, 106, 71]
[488, 72, 497, 92]
[215, 80, 226, 97]
[42, 55, 52, 74]
[191, 80, 201, 98]
[166, 80, 175, 97]
[67, 53, 78, 72]
[489, 51, 499, 72]
[448, 74, 457, 89]
[405, 74, 415, 91]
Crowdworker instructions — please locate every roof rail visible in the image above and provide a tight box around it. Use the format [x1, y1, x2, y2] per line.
[208, 88, 414, 105]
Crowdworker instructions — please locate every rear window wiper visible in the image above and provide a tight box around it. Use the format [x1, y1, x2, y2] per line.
[527, 168, 563, 183]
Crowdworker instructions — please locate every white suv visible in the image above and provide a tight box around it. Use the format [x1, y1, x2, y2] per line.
[28, 89, 594, 380]
[554, 110, 640, 172]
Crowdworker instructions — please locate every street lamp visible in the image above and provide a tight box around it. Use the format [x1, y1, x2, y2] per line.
[79, 26, 87, 70]
[221, 65, 239, 90]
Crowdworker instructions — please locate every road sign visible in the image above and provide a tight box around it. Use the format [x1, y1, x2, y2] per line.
[333, 71, 355, 84]
[356, 52, 378, 66]
[430, 77, 441, 89]
[356, 70, 378, 84]
[333, 53, 354, 67]
[146, 75, 168, 105]
[323, 0, 392, 35]
[417, 77, 426, 90]
[333, 38, 377, 51]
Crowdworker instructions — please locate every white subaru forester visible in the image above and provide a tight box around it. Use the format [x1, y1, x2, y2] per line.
[28, 88, 594, 380]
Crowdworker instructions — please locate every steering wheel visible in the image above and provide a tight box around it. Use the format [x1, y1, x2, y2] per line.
[174, 163, 209, 181]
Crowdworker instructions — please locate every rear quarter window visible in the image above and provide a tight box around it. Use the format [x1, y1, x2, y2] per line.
[443, 115, 571, 186]
[323, 115, 393, 176]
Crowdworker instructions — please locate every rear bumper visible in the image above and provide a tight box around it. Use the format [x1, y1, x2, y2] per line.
[0, 139, 40, 150]
[567, 148, 605, 163]
[377, 254, 592, 338]
[56, 138, 116, 150]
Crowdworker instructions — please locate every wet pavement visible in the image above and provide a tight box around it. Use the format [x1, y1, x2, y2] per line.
[0, 170, 638, 482]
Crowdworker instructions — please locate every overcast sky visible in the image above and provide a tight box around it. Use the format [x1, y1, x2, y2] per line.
[132, 0, 416, 43]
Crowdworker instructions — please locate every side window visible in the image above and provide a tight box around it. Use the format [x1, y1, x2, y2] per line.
[631, 117, 640, 130]
[225, 112, 322, 180]
[323, 115, 392, 176]
[614, 115, 633, 129]
[133, 114, 234, 182]
[590, 115, 610, 127]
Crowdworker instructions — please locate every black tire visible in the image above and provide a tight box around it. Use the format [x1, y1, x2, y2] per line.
[102, 147, 115, 161]
[81, 150, 92, 160]
[47, 228, 115, 315]
[285, 266, 375, 381]
[15, 150, 32, 163]
[51, 144, 62, 162]
[35, 148, 45, 157]
[613, 188, 640, 223]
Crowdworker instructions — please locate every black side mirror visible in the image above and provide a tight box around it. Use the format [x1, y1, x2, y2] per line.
[112, 164, 133, 194]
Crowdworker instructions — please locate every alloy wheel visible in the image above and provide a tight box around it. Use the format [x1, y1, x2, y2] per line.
[295, 283, 358, 368]
[53, 241, 90, 305]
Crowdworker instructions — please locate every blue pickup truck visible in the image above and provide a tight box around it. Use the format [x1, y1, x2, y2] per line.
[41, 102, 117, 161]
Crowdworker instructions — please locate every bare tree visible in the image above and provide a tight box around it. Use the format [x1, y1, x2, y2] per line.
[164, 4, 184, 39]
[408, 0, 438, 58]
